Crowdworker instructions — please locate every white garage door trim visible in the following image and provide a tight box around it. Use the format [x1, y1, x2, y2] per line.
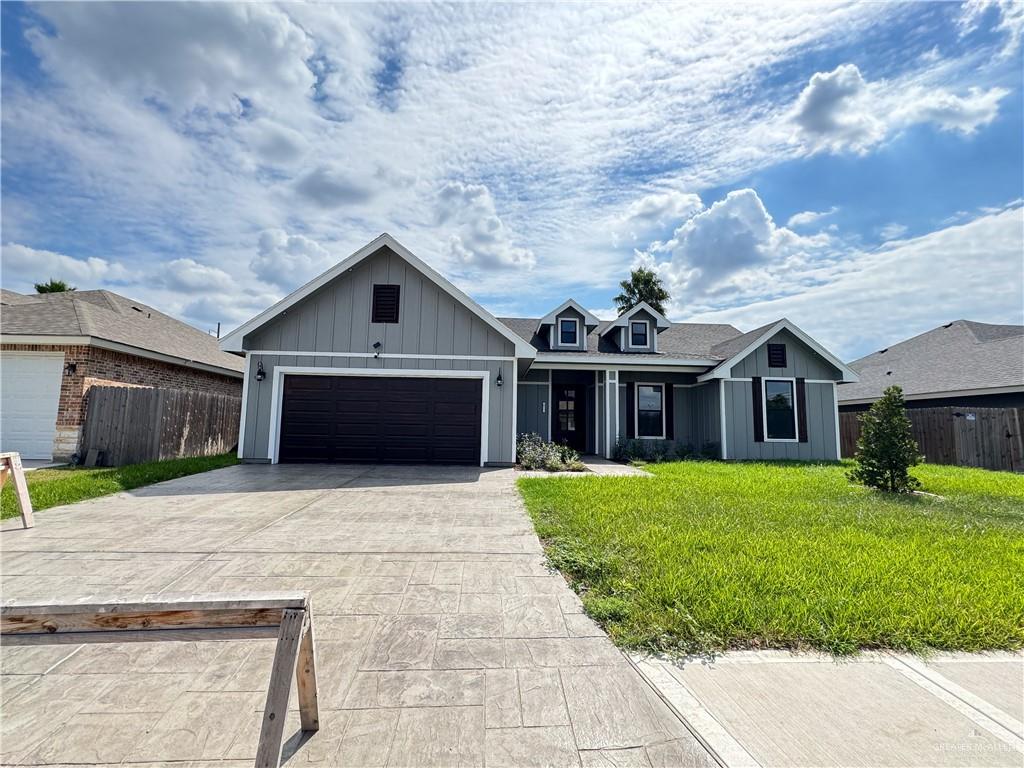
[0, 351, 65, 461]
[267, 366, 491, 466]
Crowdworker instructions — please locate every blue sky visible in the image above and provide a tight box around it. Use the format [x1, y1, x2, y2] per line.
[2, 1, 1022, 360]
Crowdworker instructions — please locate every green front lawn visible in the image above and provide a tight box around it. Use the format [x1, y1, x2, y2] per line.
[1, 453, 239, 520]
[518, 461, 1024, 655]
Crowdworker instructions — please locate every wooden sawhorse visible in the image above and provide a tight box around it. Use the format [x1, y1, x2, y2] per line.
[0, 451, 34, 528]
[0, 591, 318, 768]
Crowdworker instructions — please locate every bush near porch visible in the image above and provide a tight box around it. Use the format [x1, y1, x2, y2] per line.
[1, 453, 238, 520]
[518, 460, 1024, 655]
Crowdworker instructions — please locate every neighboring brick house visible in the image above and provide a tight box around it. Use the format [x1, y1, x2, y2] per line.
[1, 289, 243, 461]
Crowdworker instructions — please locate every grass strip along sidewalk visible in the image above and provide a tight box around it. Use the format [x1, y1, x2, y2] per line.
[518, 461, 1024, 655]
[1, 453, 238, 520]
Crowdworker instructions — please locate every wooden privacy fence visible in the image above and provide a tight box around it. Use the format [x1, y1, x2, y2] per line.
[840, 406, 1024, 472]
[82, 385, 241, 466]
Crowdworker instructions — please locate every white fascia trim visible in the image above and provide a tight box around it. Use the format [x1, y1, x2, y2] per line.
[719, 378, 728, 459]
[601, 301, 671, 334]
[837, 384, 1024, 405]
[537, 299, 599, 332]
[267, 366, 490, 466]
[762, 376, 800, 443]
[696, 319, 859, 383]
[634, 381, 667, 439]
[2, 334, 244, 379]
[533, 354, 716, 368]
[247, 350, 514, 362]
[553, 317, 581, 350]
[237, 355, 251, 459]
[220, 233, 536, 359]
[832, 381, 841, 459]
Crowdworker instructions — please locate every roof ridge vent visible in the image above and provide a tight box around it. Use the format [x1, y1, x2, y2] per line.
[942, 322, 954, 328]
[878, 348, 888, 354]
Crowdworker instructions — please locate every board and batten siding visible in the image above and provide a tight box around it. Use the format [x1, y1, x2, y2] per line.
[721, 330, 843, 460]
[240, 247, 517, 464]
[723, 379, 838, 460]
[729, 328, 841, 379]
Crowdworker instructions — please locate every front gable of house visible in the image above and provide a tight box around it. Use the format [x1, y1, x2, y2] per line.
[729, 328, 844, 380]
[243, 246, 517, 358]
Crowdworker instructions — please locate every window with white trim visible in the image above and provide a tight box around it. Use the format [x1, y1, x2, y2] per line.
[559, 318, 579, 346]
[636, 384, 664, 438]
[630, 321, 649, 347]
[764, 379, 797, 440]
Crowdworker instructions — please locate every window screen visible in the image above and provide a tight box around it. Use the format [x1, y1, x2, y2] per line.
[636, 384, 664, 438]
[765, 379, 796, 439]
[559, 319, 578, 345]
[630, 321, 648, 346]
[372, 285, 400, 323]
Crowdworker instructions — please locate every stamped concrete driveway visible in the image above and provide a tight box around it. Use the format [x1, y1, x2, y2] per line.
[0, 463, 717, 767]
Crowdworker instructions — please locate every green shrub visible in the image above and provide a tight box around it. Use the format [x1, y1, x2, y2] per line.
[517, 433, 585, 472]
[612, 438, 715, 463]
[848, 385, 922, 494]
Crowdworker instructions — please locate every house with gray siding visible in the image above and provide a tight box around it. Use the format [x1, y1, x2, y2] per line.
[222, 234, 857, 466]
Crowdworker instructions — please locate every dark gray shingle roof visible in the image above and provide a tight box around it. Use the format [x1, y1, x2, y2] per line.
[0, 289, 243, 375]
[498, 317, 743, 360]
[838, 320, 1024, 402]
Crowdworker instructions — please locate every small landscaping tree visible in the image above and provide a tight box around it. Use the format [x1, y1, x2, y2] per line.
[848, 385, 921, 493]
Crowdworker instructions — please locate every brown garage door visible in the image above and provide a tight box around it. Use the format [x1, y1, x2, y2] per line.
[279, 375, 482, 464]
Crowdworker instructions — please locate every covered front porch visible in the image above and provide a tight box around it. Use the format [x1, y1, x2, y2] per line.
[515, 365, 723, 459]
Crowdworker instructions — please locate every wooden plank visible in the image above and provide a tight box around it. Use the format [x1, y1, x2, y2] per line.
[2, 606, 286, 634]
[2, 625, 281, 645]
[1, 591, 308, 615]
[256, 608, 305, 768]
[3, 453, 34, 529]
[295, 612, 320, 732]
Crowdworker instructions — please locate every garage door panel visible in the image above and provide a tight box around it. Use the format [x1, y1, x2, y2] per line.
[279, 375, 482, 465]
[0, 353, 65, 460]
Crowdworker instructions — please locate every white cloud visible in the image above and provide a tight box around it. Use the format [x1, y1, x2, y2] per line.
[616, 191, 704, 241]
[160, 258, 234, 293]
[792, 63, 1007, 153]
[878, 223, 908, 241]
[436, 182, 536, 270]
[252, 229, 334, 288]
[646, 189, 830, 299]
[787, 207, 839, 228]
[687, 204, 1024, 359]
[0, 243, 133, 288]
[28, 3, 315, 115]
[960, 0, 1024, 58]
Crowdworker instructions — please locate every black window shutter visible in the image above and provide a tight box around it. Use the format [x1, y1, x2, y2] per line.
[665, 384, 674, 440]
[796, 377, 808, 443]
[752, 377, 764, 442]
[626, 382, 635, 439]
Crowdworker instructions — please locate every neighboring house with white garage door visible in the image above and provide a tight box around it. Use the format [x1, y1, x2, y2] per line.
[222, 234, 858, 466]
[0, 289, 243, 461]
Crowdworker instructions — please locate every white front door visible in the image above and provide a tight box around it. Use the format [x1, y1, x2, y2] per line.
[0, 352, 65, 460]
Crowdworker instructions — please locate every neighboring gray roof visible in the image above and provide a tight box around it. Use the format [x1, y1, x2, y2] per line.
[838, 320, 1024, 403]
[0, 289, 244, 375]
[498, 317, 742, 361]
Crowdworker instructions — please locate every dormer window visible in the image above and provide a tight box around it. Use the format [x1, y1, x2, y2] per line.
[559, 318, 579, 346]
[630, 321, 649, 347]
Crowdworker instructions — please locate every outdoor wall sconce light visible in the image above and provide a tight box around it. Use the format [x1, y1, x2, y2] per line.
[496, 369, 503, 387]
[255, 361, 266, 382]
[64, 362, 77, 376]
[373, 341, 382, 358]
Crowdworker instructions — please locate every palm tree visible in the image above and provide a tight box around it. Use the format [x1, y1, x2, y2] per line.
[613, 268, 669, 315]
[34, 279, 76, 293]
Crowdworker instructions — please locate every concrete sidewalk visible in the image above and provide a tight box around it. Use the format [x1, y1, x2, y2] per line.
[633, 649, 1024, 768]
